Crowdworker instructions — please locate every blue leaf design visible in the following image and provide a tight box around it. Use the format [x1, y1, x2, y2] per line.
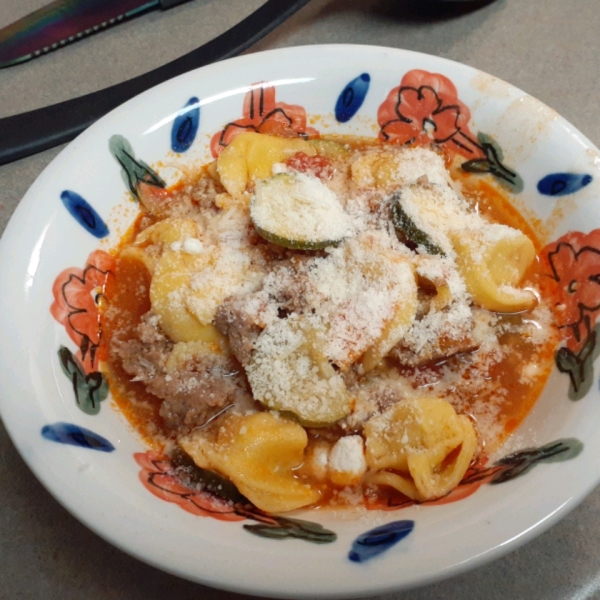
[349, 520, 414, 563]
[41, 422, 115, 452]
[335, 73, 370, 123]
[171, 97, 200, 153]
[537, 173, 593, 197]
[60, 190, 109, 238]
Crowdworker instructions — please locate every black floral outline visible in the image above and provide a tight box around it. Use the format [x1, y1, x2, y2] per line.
[379, 85, 523, 191]
[59, 263, 113, 369]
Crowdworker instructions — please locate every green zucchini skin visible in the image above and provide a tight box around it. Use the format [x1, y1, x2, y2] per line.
[250, 172, 348, 250]
[390, 192, 446, 257]
[254, 224, 342, 250]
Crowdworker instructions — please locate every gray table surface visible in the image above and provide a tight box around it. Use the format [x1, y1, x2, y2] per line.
[2, 0, 600, 598]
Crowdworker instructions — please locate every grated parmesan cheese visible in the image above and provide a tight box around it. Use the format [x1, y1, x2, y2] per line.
[329, 435, 367, 487]
[112, 137, 558, 510]
[251, 172, 357, 247]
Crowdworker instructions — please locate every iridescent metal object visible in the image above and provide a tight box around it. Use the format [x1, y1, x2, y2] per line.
[0, 0, 312, 165]
[0, 0, 191, 68]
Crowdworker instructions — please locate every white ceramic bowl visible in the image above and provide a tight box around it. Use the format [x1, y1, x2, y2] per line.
[1, 45, 600, 599]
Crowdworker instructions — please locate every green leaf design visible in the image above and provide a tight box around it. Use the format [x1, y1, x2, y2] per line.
[58, 346, 109, 415]
[458, 158, 490, 174]
[109, 135, 166, 198]
[244, 515, 337, 544]
[555, 323, 599, 400]
[477, 132, 504, 161]
[491, 438, 583, 484]
[461, 132, 524, 193]
[555, 346, 589, 396]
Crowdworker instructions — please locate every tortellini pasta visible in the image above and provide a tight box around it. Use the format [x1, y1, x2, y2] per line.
[123, 218, 201, 275]
[246, 316, 352, 425]
[310, 232, 418, 372]
[217, 132, 316, 197]
[359, 258, 418, 373]
[144, 216, 265, 343]
[364, 397, 477, 501]
[150, 249, 218, 343]
[135, 217, 199, 255]
[351, 146, 451, 191]
[449, 226, 536, 313]
[306, 138, 350, 160]
[179, 412, 320, 513]
[390, 176, 537, 313]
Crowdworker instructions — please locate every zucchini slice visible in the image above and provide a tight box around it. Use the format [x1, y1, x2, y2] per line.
[246, 317, 352, 426]
[250, 172, 355, 250]
[390, 192, 446, 256]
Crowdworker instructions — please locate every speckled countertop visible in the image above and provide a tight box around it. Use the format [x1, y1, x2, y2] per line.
[2, 1, 600, 598]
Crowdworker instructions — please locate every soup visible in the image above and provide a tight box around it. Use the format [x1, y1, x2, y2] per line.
[101, 132, 558, 514]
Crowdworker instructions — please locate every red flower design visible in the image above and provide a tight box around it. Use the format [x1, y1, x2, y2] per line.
[135, 451, 245, 522]
[378, 70, 484, 160]
[50, 249, 115, 373]
[543, 229, 600, 348]
[210, 84, 319, 157]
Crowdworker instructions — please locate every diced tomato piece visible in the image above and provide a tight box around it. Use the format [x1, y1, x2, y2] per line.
[285, 152, 334, 179]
